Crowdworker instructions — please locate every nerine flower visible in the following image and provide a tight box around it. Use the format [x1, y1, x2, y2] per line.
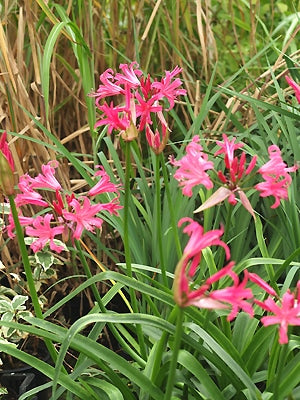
[88, 166, 121, 197]
[89, 69, 125, 105]
[215, 134, 244, 169]
[172, 134, 297, 215]
[173, 218, 256, 319]
[255, 284, 300, 344]
[90, 62, 186, 150]
[255, 145, 298, 208]
[62, 197, 105, 240]
[178, 217, 230, 277]
[285, 75, 300, 104]
[115, 62, 143, 88]
[4, 160, 122, 253]
[146, 124, 169, 155]
[151, 66, 187, 109]
[209, 270, 254, 320]
[29, 161, 62, 191]
[174, 218, 232, 309]
[170, 136, 214, 197]
[25, 214, 65, 253]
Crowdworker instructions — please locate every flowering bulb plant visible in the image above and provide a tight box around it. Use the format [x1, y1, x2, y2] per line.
[0, 64, 299, 400]
[89, 62, 186, 152]
[6, 160, 121, 253]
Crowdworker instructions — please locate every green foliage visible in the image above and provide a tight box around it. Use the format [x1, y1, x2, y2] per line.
[0, 1, 299, 400]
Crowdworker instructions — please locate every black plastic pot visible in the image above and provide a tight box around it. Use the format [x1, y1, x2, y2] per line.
[0, 363, 51, 400]
[0, 339, 50, 400]
[0, 370, 37, 399]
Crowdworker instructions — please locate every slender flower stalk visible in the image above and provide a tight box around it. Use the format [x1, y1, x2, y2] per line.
[273, 343, 288, 400]
[161, 154, 182, 258]
[163, 306, 184, 400]
[8, 195, 58, 364]
[154, 154, 167, 286]
[123, 141, 147, 359]
[75, 240, 145, 366]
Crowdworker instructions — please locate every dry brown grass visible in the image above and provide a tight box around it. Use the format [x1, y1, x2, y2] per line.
[0, 0, 298, 173]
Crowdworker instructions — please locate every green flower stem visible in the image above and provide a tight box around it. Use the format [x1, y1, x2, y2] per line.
[124, 140, 147, 359]
[273, 343, 288, 400]
[217, 203, 233, 270]
[8, 195, 58, 364]
[163, 306, 184, 400]
[160, 153, 182, 259]
[151, 304, 179, 383]
[155, 154, 167, 286]
[74, 240, 146, 367]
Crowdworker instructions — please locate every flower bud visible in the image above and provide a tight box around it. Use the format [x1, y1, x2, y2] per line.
[121, 121, 139, 142]
[0, 151, 15, 195]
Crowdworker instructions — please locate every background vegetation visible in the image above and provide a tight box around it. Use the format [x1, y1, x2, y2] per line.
[0, 1, 299, 399]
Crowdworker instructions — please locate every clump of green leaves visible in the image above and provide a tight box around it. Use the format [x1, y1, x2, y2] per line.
[0, 294, 32, 343]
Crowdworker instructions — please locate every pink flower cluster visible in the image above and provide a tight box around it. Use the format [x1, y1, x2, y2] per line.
[5, 161, 122, 253]
[255, 145, 298, 208]
[89, 62, 186, 153]
[171, 134, 298, 213]
[174, 218, 300, 344]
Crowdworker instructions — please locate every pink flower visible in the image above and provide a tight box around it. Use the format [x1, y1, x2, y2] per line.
[174, 255, 234, 310]
[29, 161, 62, 191]
[89, 69, 125, 106]
[115, 62, 143, 88]
[63, 197, 105, 239]
[88, 166, 120, 197]
[179, 218, 230, 277]
[255, 286, 300, 344]
[173, 217, 257, 320]
[248, 272, 277, 296]
[285, 75, 300, 104]
[96, 196, 123, 215]
[25, 214, 65, 253]
[0, 131, 14, 172]
[189, 134, 258, 217]
[256, 176, 291, 208]
[152, 66, 187, 110]
[215, 134, 244, 169]
[173, 218, 230, 308]
[255, 145, 298, 208]
[209, 270, 254, 320]
[257, 145, 296, 180]
[170, 136, 214, 197]
[135, 93, 162, 131]
[91, 63, 186, 149]
[145, 124, 169, 154]
[214, 135, 257, 201]
[95, 102, 130, 134]
[15, 189, 49, 207]
[6, 212, 34, 239]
